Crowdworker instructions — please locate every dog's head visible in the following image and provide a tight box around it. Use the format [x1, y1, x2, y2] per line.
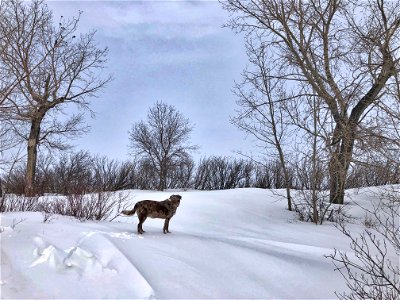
[169, 194, 182, 207]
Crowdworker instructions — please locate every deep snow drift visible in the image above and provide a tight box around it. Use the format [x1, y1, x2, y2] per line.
[0, 188, 397, 299]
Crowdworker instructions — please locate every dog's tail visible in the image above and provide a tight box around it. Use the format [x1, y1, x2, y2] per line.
[121, 203, 137, 216]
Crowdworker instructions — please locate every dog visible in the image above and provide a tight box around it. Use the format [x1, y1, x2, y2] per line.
[121, 194, 181, 234]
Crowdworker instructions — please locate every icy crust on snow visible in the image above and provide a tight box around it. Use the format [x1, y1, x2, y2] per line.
[0, 187, 397, 299]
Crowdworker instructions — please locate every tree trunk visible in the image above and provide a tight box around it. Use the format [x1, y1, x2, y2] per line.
[25, 118, 41, 197]
[284, 178, 292, 211]
[329, 123, 356, 204]
[158, 161, 167, 191]
[311, 96, 318, 223]
[280, 156, 292, 211]
[274, 134, 292, 211]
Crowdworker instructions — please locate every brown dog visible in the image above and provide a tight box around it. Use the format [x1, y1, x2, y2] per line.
[121, 194, 181, 234]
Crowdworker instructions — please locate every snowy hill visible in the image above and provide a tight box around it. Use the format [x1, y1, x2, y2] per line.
[0, 188, 395, 299]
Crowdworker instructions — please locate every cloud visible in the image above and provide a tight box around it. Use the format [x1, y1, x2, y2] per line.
[49, 1, 227, 38]
[49, 1, 231, 66]
[45, 1, 250, 159]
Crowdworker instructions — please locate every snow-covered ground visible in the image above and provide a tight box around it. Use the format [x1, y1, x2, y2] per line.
[0, 187, 397, 299]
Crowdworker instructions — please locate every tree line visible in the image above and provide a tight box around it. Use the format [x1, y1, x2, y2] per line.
[2, 151, 399, 196]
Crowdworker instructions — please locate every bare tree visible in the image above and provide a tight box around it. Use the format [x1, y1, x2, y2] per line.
[129, 101, 197, 191]
[0, 1, 20, 177]
[0, 0, 111, 196]
[223, 0, 400, 204]
[0, 1, 14, 108]
[232, 42, 293, 210]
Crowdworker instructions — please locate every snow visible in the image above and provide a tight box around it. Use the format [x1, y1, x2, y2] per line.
[0, 187, 397, 299]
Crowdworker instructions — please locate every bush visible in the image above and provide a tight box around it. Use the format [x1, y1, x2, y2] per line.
[193, 156, 254, 190]
[0, 191, 129, 222]
[0, 195, 39, 212]
[40, 191, 128, 222]
[327, 188, 400, 299]
[292, 191, 349, 224]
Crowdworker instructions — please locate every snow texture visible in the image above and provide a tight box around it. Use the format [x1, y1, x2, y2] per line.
[0, 187, 397, 299]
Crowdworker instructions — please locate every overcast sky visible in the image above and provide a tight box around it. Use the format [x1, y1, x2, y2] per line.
[48, 0, 250, 161]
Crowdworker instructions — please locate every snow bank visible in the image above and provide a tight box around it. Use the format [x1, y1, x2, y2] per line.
[0, 187, 396, 298]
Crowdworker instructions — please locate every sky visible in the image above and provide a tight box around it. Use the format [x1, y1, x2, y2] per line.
[46, 0, 251, 161]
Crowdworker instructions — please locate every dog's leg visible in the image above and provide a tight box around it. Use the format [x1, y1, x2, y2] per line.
[163, 218, 171, 234]
[137, 211, 147, 234]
